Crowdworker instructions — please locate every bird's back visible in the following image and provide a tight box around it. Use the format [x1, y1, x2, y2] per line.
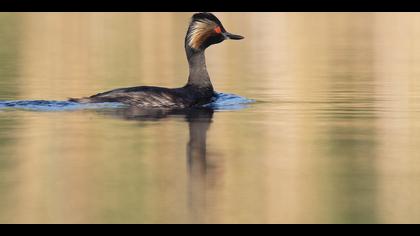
[69, 85, 214, 108]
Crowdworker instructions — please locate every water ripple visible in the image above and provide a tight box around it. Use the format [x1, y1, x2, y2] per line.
[206, 92, 255, 110]
[0, 100, 125, 111]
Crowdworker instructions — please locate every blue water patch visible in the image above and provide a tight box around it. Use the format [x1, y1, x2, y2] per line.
[0, 100, 125, 111]
[0, 93, 254, 112]
[205, 92, 255, 110]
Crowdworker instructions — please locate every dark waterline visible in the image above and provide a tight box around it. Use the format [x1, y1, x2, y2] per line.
[0, 92, 254, 112]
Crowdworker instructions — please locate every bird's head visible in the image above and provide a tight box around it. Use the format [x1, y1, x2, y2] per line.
[185, 12, 244, 52]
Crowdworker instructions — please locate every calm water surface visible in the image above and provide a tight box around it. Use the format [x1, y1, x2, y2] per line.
[1, 13, 420, 223]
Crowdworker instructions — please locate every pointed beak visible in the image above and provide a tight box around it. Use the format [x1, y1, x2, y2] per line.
[223, 32, 244, 40]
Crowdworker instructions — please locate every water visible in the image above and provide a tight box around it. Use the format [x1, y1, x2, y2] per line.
[0, 13, 420, 223]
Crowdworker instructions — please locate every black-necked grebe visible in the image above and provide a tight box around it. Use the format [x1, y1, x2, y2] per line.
[69, 12, 244, 108]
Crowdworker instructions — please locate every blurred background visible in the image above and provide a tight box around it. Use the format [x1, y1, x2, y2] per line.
[0, 13, 420, 223]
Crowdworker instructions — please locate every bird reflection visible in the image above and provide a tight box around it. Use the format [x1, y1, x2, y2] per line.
[185, 108, 213, 223]
[95, 106, 214, 223]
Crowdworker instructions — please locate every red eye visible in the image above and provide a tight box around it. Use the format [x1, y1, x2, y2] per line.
[214, 26, 222, 34]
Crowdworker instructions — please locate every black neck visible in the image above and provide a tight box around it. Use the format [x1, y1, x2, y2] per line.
[185, 47, 213, 90]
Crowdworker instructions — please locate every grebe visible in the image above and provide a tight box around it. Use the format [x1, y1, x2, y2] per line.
[69, 12, 244, 108]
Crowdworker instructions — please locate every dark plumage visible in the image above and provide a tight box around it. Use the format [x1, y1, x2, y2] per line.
[69, 13, 244, 108]
[70, 85, 214, 108]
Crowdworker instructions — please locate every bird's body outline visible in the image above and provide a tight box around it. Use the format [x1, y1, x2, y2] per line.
[69, 13, 244, 108]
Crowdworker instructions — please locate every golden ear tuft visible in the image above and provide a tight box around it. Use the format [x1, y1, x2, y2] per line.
[187, 19, 218, 50]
